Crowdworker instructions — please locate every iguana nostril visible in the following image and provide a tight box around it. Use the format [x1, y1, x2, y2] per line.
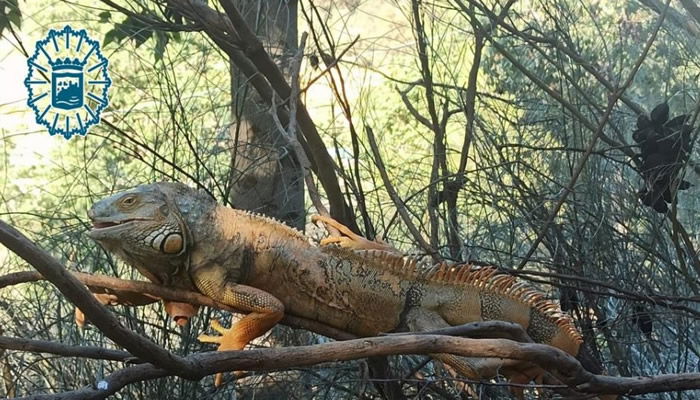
[87, 208, 96, 219]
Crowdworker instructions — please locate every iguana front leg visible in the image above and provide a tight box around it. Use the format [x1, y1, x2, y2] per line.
[193, 264, 284, 386]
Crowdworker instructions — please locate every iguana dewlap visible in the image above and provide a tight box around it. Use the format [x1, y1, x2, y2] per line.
[87, 182, 583, 389]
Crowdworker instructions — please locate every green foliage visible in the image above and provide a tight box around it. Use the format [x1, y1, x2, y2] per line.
[104, 14, 172, 62]
[0, 0, 21, 37]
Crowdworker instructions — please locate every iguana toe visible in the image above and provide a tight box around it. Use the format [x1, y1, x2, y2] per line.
[314, 214, 399, 253]
[198, 319, 248, 386]
[198, 319, 248, 349]
[210, 319, 230, 335]
[319, 236, 348, 247]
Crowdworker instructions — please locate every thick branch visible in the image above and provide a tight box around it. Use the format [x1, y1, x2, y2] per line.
[390, 320, 534, 343]
[3, 264, 700, 398]
[0, 269, 355, 341]
[14, 334, 700, 400]
[0, 220, 197, 377]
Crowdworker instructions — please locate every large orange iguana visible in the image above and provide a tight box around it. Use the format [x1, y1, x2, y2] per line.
[87, 182, 584, 390]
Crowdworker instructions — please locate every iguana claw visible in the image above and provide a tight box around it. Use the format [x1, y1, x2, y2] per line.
[198, 319, 245, 386]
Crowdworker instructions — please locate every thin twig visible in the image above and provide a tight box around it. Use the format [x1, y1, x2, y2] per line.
[214, 0, 356, 229]
[365, 126, 438, 259]
[283, 32, 335, 225]
[0, 336, 136, 362]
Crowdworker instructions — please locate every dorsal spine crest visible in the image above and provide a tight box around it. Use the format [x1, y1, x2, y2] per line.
[233, 209, 310, 244]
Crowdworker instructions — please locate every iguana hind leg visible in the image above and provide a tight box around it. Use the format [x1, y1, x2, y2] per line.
[312, 215, 399, 253]
[404, 308, 530, 394]
[193, 264, 284, 386]
[405, 308, 498, 377]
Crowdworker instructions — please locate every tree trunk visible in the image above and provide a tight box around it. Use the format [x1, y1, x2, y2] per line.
[228, 0, 304, 230]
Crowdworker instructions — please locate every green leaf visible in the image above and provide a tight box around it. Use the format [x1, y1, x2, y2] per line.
[98, 11, 111, 23]
[120, 15, 152, 48]
[103, 28, 125, 46]
[153, 31, 169, 62]
[7, 8, 21, 28]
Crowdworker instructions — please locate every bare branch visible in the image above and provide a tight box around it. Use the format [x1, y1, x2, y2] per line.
[0, 220, 196, 377]
[0, 336, 134, 363]
[0, 268, 355, 341]
[365, 126, 438, 258]
[214, 0, 357, 230]
[281, 31, 334, 225]
[13, 333, 700, 400]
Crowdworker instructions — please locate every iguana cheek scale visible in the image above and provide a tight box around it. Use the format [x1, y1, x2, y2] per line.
[87, 182, 583, 389]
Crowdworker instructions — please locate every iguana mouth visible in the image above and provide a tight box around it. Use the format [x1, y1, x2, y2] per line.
[91, 218, 144, 230]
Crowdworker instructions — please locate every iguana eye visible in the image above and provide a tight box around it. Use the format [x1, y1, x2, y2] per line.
[120, 195, 138, 208]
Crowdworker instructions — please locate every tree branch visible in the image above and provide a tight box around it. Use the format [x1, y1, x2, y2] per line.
[214, 0, 357, 230]
[674, 0, 700, 31]
[0, 336, 135, 363]
[3, 230, 700, 398]
[0, 220, 197, 377]
[515, 0, 671, 269]
[0, 269, 355, 341]
[13, 333, 700, 400]
[365, 126, 438, 259]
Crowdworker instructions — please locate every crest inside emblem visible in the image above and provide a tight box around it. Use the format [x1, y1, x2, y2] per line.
[51, 58, 84, 110]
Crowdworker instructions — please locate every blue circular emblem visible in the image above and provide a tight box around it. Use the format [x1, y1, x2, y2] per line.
[24, 25, 111, 139]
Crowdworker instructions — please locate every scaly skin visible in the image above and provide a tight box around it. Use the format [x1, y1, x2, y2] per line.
[87, 182, 583, 389]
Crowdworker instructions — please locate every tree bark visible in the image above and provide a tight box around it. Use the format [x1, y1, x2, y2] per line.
[228, 0, 304, 229]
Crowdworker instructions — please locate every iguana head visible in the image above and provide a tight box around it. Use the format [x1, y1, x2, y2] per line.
[87, 182, 191, 284]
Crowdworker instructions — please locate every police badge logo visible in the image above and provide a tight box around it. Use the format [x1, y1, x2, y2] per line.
[24, 25, 111, 139]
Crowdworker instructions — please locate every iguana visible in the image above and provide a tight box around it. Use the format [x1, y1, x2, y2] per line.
[87, 182, 584, 391]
